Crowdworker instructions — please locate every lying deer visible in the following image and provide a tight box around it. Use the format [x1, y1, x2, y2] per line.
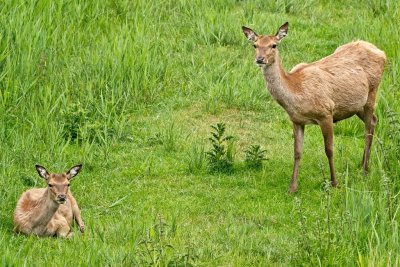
[14, 165, 85, 237]
[242, 22, 386, 192]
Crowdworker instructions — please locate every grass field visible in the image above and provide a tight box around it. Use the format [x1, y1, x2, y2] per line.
[1, 0, 399, 266]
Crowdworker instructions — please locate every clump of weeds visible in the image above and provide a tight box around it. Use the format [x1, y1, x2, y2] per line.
[206, 122, 235, 174]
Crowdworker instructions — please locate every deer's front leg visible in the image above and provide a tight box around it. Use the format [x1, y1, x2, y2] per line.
[319, 116, 338, 187]
[69, 195, 85, 233]
[289, 123, 305, 193]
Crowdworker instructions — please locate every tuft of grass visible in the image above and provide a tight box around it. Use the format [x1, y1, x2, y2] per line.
[186, 143, 206, 174]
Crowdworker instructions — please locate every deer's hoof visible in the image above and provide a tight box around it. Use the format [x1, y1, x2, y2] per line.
[288, 185, 298, 193]
[79, 225, 85, 233]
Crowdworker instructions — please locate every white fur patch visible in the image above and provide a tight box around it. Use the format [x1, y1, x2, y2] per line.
[247, 33, 256, 41]
[36, 166, 48, 179]
[68, 165, 82, 179]
[69, 168, 79, 177]
[39, 168, 47, 178]
[277, 30, 287, 40]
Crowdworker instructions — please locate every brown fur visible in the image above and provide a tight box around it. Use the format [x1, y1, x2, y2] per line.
[243, 23, 386, 192]
[13, 165, 85, 237]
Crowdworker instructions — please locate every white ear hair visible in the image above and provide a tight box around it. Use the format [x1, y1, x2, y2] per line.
[276, 22, 289, 41]
[67, 164, 82, 180]
[35, 165, 49, 179]
[242, 26, 258, 42]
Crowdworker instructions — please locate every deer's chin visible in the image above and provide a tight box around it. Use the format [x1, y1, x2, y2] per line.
[256, 61, 271, 67]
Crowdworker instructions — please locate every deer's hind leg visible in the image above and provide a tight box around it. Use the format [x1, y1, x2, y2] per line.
[55, 218, 73, 238]
[46, 217, 72, 238]
[357, 91, 378, 174]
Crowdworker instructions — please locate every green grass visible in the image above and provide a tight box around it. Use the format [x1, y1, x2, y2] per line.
[1, 0, 400, 266]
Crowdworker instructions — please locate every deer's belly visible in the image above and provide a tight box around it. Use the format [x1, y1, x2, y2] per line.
[289, 112, 319, 125]
[332, 104, 365, 122]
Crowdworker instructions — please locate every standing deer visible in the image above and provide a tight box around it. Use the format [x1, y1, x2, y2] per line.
[14, 165, 85, 237]
[242, 22, 386, 192]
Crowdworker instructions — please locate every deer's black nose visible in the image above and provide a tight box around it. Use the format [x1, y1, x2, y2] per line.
[58, 195, 66, 201]
[256, 56, 265, 64]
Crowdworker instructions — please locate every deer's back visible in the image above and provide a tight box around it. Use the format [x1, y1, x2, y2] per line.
[295, 41, 385, 89]
[326, 41, 385, 90]
[288, 41, 385, 122]
[14, 188, 46, 219]
[14, 188, 45, 233]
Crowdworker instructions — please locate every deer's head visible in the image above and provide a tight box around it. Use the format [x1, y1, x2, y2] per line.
[242, 22, 288, 67]
[35, 164, 82, 204]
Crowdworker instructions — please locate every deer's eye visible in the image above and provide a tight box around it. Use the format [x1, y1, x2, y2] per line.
[67, 184, 70, 187]
[48, 184, 53, 187]
[253, 44, 257, 48]
[272, 44, 277, 48]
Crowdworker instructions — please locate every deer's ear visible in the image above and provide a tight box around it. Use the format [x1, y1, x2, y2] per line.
[276, 22, 289, 41]
[242, 26, 258, 42]
[66, 164, 82, 180]
[35, 165, 49, 180]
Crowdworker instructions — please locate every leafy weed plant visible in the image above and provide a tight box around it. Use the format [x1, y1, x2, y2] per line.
[136, 214, 175, 266]
[244, 144, 267, 170]
[61, 102, 115, 144]
[206, 122, 235, 174]
[136, 214, 198, 266]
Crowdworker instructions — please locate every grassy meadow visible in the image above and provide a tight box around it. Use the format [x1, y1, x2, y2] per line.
[1, 0, 400, 266]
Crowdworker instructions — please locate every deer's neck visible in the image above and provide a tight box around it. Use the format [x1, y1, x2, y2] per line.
[261, 54, 293, 110]
[32, 190, 60, 233]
